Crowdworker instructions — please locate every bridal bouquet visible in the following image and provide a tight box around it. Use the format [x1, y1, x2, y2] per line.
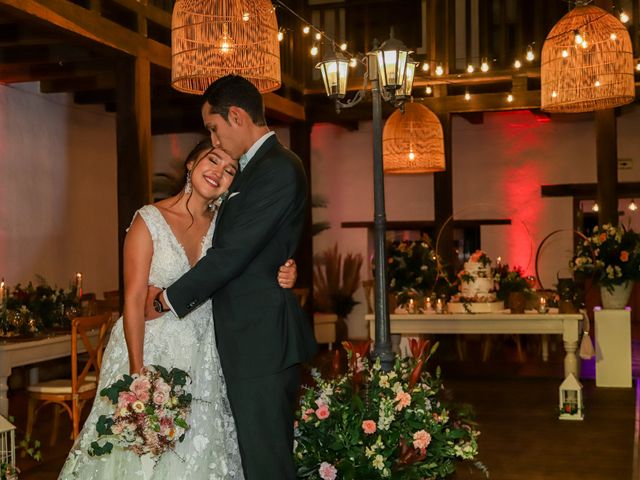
[88, 365, 192, 457]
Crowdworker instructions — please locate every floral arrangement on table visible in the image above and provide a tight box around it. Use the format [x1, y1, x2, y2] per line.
[493, 264, 532, 302]
[88, 365, 192, 458]
[387, 235, 451, 305]
[0, 278, 79, 336]
[570, 223, 640, 291]
[294, 340, 484, 480]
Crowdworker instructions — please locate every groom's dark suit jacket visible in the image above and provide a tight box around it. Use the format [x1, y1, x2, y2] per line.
[165, 135, 317, 381]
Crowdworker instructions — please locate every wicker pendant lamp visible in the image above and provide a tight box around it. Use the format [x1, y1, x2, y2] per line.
[172, 0, 281, 94]
[383, 102, 445, 174]
[541, 4, 635, 113]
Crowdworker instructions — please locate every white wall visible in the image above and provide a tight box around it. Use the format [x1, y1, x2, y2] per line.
[0, 83, 118, 296]
[311, 106, 640, 338]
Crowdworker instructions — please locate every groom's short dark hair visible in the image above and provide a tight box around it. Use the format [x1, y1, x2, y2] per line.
[202, 75, 266, 126]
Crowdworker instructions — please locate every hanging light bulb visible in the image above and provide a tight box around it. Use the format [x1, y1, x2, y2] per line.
[215, 24, 234, 54]
[464, 90, 471, 101]
[422, 62, 429, 72]
[514, 59, 522, 69]
[242, 12, 250, 22]
[310, 45, 319, 57]
[467, 64, 474, 73]
[435, 64, 444, 76]
[592, 202, 599, 212]
[408, 151, 415, 161]
[581, 39, 588, 49]
[595, 80, 601, 87]
[636, 60, 640, 71]
[628, 200, 638, 211]
[561, 49, 569, 58]
[340, 43, 347, 51]
[425, 85, 432, 95]
[620, 10, 630, 24]
[480, 59, 489, 72]
[574, 30, 583, 45]
[551, 90, 558, 98]
[610, 32, 617, 41]
[349, 57, 358, 68]
[526, 46, 535, 62]
[315, 32, 322, 41]
[303, 25, 310, 35]
[277, 30, 284, 42]
[507, 93, 514, 102]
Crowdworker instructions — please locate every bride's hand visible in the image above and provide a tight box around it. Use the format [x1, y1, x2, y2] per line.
[278, 259, 297, 289]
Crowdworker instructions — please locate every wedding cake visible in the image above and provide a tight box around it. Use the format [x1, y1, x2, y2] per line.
[449, 250, 504, 313]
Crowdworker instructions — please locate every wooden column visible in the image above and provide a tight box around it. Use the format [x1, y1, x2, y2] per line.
[289, 121, 314, 314]
[115, 56, 152, 294]
[434, 112, 454, 272]
[595, 109, 618, 226]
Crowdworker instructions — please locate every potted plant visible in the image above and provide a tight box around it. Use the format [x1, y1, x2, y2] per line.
[494, 265, 532, 313]
[313, 244, 363, 341]
[555, 277, 584, 314]
[294, 340, 484, 479]
[570, 224, 640, 308]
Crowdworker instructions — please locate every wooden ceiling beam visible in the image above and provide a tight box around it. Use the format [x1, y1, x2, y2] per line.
[40, 73, 115, 93]
[0, 60, 110, 83]
[0, 42, 92, 64]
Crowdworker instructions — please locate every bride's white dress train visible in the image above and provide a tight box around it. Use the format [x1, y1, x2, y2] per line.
[59, 205, 244, 479]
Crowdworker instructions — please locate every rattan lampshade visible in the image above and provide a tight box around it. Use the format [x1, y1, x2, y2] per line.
[541, 5, 635, 113]
[383, 102, 445, 174]
[172, 0, 281, 94]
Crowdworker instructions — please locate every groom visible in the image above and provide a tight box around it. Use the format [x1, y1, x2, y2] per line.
[149, 75, 317, 478]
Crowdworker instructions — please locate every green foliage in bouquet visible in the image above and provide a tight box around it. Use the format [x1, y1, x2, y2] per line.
[493, 264, 532, 302]
[570, 224, 640, 290]
[387, 236, 452, 304]
[294, 340, 483, 480]
[314, 244, 363, 318]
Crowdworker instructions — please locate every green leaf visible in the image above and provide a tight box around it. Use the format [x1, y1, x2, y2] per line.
[175, 417, 188, 429]
[88, 441, 113, 456]
[95, 415, 114, 435]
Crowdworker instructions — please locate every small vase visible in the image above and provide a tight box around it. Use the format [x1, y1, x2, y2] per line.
[508, 292, 526, 314]
[600, 281, 633, 309]
[558, 299, 578, 314]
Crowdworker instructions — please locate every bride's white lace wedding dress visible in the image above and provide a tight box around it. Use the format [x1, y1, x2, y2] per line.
[59, 205, 244, 480]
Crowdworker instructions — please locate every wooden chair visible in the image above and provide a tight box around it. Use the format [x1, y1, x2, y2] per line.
[26, 313, 111, 445]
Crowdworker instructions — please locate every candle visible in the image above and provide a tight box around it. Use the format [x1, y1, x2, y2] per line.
[497, 256, 502, 265]
[76, 272, 83, 299]
[423, 296, 432, 313]
[408, 298, 415, 313]
[435, 298, 444, 314]
[0, 279, 4, 305]
[538, 296, 548, 314]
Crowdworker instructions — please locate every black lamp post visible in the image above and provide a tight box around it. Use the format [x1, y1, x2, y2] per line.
[316, 36, 414, 370]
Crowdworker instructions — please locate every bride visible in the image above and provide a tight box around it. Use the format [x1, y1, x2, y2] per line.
[59, 139, 298, 479]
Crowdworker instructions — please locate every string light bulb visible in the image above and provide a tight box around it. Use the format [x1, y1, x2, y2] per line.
[467, 64, 474, 73]
[242, 12, 249, 22]
[514, 59, 522, 69]
[592, 202, 599, 212]
[629, 199, 638, 212]
[507, 93, 514, 103]
[277, 30, 284, 42]
[480, 59, 489, 72]
[425, 85, 432, 95]
[303, 25, 310, 35]
[349, 57, 358, 68]
[315, 32, 322, 41]
[339, 43, 347, 51]
[464, 90, 471, 101]
[422, 62, 429, 72]
[435, 64, 444, 76]
[620, 10, 629, 24]
[526, 46, 535, 62]
[310, 45, 318, 57]
[636, 60, 640, 71]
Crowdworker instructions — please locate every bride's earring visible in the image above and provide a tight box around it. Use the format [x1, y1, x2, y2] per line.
[185, 171, 192, 194]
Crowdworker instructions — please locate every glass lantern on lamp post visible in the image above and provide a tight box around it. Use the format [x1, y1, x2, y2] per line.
[316, 36, 416, 370]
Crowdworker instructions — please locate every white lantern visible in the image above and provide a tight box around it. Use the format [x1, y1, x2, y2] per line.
[559, 373, 584, 420]
[316, 51, 350, 100]
[395, 57, 418, 100]
[375, 36, 411, 92]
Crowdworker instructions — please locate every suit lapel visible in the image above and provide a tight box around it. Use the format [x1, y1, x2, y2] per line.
[213, 135, 279, 239]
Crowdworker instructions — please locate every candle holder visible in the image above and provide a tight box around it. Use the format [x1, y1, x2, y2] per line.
[422, 296, 433, 313]
[538, 295, 548, 314]
[435, 297, 446, 314]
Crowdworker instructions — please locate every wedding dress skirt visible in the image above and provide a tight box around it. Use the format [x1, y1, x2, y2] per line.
[59, 205, 244, 479]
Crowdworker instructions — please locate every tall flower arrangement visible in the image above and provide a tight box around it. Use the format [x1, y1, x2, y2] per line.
[570, 224, 640, 290]
[294, 340, 482, 479]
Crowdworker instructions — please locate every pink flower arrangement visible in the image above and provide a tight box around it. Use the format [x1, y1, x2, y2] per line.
[318, 462, 337, 480]
[412, 430, 432, 454]
[88, 365, 192, 457]
[362, 420, 376, 434]
[394, 390, 411, 411]
[315, 405, 330, 420]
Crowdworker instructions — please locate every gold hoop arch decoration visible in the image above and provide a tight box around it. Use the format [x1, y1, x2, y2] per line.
[433, 203, 535, 280]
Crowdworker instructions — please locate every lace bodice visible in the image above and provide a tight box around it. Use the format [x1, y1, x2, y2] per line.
[58, 205, 243, 480]
[138, 205, 215, 289]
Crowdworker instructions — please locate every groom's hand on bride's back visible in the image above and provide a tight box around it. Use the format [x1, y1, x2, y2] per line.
[278, 259, 297, 289]
[145, 285, 164, 321]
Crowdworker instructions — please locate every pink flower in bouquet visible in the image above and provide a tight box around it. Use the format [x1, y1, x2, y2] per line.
[362, 420, 377, 434]
[302, 408, 315, 422]
[315, 405, 330, 420]
[153, 390, 168, 406]
[395, 390, 411, 411]
[412, 430, 432, 454]
[318, 462, 337, 480]
[130, 376, 151, 402]
[154, 378, 171, 395]
[117, 391, 137, 410]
